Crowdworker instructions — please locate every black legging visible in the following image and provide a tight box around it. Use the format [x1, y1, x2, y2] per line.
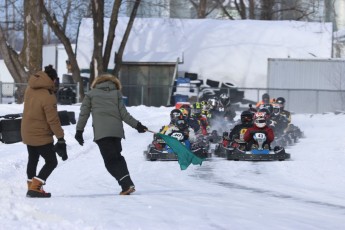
[96, 137, 134, 189]
[27, 143, 58, 181]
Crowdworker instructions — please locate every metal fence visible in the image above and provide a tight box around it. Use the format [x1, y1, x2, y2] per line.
[1, 81, 345, 114]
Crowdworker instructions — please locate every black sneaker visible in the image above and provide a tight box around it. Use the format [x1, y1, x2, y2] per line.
[119, 185, 135, 195]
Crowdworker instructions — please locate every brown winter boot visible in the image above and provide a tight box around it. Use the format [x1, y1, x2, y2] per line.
[26, 177, 51, 198]
[27, 179, 48, 193]
[119, 185, 135, 195]
[27, 179, 32, 191]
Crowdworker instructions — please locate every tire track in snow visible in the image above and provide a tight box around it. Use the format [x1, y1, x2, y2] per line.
[190, 163, 345, 211]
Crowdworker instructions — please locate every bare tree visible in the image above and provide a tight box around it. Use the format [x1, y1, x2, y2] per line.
[19, 0, 43, 73]
[234, 0, 247, 19]
[39, 0, 85, 100]
[259, 0, 321, 21]
[260, 0, 275, 20]
[214, 0, 235, 19]
[0, 25, 28, 83]
[90, 0, 105, 81]
[103, 0, 122, 72]
[0, 0, 43, 103]
[0, 0, 25, 49]
[248, 0, 255, 19]
[112, 0, 141, 76]
[189, 0, 218, 18]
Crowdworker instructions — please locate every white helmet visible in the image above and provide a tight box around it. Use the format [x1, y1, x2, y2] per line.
[254, 112, 267, 128]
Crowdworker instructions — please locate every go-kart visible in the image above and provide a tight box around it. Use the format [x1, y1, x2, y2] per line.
[227, 131, 290, 161]
[144, 131, 211, 161]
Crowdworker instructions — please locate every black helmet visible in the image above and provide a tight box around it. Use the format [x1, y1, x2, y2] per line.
[259, 104, 273, 115]
[276, 97, 286, 109]
[170, 109, 183, 122]
[175, 118, 188, 130]
[276, 97, 286, 105]
[241, 110, 253, 124]
[262, 93, 270, 104]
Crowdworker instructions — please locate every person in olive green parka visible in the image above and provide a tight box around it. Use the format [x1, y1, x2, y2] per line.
[75, 73, 148, 195]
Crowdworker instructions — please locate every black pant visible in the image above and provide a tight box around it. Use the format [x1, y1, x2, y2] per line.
[96, 137, 134, 189]
[27, 143, 58, 181]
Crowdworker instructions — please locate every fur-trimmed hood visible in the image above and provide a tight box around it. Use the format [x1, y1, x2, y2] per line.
[91, 74, 122, 90]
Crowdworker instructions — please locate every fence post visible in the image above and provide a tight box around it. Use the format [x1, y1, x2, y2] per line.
[76, 82, 80, 103]
[316, 90, 319, 113]
[287, 89, 290, 111]
[0, 81, 2, 104]
[141, 85, 144, 105]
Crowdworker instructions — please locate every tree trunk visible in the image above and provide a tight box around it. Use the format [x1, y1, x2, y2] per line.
[249, 0, 255, 19]
[0, 26, 28, 83]
[112, 0, 141, 77]
[91, 0, 104, 76]
[19, 0, 43, 74]
[234, 0, 247, 19]
[260, 0, 275, 20]
[103, 0, 122, 71]
[198, 0, 207, 18]
[40, 0, 85, 101]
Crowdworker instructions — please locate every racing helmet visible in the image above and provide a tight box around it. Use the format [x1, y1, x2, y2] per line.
[276, 97, 286, 109]
[179, 107, 190, 120]
[240, 110, 254, 125]
[253, 112, 268, 128]
[262, 93, 270, 104]
[219, 93, 230, 106]
[207, 97, 218, 109]
[272, 103, 280, 116]
[191, 102, 202, 117]
[259, 104, 273, 116]
[170, 109, 183, 122]
[175, 118, 188, 130]
[200, 100, 209, 110]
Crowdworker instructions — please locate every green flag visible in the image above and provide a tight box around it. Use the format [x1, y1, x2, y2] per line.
[157, 133, 205, 170]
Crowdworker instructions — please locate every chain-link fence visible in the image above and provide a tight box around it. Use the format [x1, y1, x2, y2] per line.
[1, 82, 345, 114]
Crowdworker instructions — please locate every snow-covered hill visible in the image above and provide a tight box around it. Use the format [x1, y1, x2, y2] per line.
[1, 104, 345, 230]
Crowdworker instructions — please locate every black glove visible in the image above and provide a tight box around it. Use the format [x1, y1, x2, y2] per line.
[75, 130, 84, 146]
[53, 138, 68, 161]
[136, 122, 148, 133]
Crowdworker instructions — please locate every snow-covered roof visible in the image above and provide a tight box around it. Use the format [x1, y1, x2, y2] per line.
[76, 17, 332, 88]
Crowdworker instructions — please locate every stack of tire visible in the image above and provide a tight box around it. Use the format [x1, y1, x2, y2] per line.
[57, 87, 76, 105]
[0, 114, 22, 144]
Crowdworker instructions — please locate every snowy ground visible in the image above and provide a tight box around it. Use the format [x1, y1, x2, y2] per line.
[1, 104, 345, 230]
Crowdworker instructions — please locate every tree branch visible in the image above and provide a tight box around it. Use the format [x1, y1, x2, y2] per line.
[39, 0, 85, 100]
[103, 0, 122, 71]
[112, 0, 141, 76]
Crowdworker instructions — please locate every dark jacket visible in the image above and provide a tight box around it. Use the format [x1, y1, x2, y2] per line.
[243, 126, 274, 144]
[229, 123, 252, 141]
[76, 75, 138, 141]
[280, 109, 291, 123]
[21, 71, 64, 146]
[269, 115, 289, 136]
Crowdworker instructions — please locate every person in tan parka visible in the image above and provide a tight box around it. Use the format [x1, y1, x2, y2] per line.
[21, 65, 67, 198]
